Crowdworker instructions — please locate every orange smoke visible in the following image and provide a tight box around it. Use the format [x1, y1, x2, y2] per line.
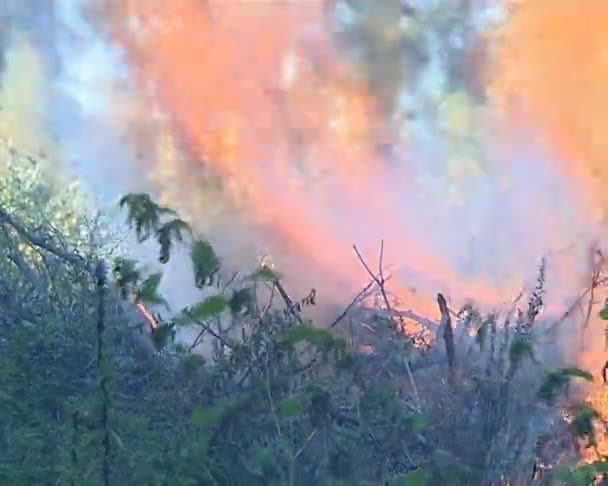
[107, 0, 523, 318]
[490, 0, 608, 223]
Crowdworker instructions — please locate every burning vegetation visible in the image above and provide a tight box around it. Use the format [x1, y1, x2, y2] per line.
[3, 0, 608, 484]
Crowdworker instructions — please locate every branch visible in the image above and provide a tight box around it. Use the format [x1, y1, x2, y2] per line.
[1, 225, 49, 297]
[0, 206, 86, 269]
[94, 261, 111, 486]
[437, 293, 456, 385]
[330, 278, 376, 328]
[272, 275, 304, 324]
[543, 279, 608, 336]
[352, 242, 422, 410]
[580, 250, 604, 351]
[184, 310, 235, 351]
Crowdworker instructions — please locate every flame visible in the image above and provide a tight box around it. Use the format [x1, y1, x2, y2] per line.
[103, 0, 568, 319]
[490, 0, 608, 224]
[135, 302, 158, 330]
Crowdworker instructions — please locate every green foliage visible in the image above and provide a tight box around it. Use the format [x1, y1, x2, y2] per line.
[112, 258, 140, 299]
[1, 187, 594, 485]
[136, 272, 168, 308]
[191, 404, 224, 429]
[555, 460, 608, 485]
[276, 396, 305, 418]
[508, 335, 535, 377]
[191, 239, 220, 287]
[119, 193, 176, 242]
[119, 192, 192, 264]
[156, 218, 192, 264]
[570, 403, 600, 445]
[255, 448, 277, 477]
[189, 295, 228, 321]
[228, 288, 254, 315]
[537, 367, 594, 405]
[248, 265, 283, 282]
[390, 469, 429, 486]
[151, 323, 176, 351]
[281, 324, 334, 344]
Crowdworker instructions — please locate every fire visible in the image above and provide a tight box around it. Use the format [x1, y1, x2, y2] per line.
[103, 0, 560, 319]
[135, 302, 158, 330]
[490, 0, 608, 223]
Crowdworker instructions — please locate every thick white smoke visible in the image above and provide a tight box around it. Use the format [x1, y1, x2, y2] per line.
[0, 0, 603, 333]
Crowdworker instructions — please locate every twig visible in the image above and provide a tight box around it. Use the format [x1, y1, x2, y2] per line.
[264, 361, 282, 437]
[265, 267, 303, 324]
[352, 242, 422, 411]
[0, 206, 86, 268]
[295, 429, 318, 459]
[437, 293, 456, 385]
[185, 310, 235, 351]
[94, 261, 110, 486]
[580, 252, 604, 351]
[188, 327, 207, 352]
[221, 271, 240, 292]
[544, 285, 602, 336]
[262, 284, 276, 316]
[330, 278, 376, 328]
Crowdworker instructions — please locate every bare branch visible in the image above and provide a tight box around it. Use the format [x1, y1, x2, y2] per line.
[437, 293, 456, 385]
[352, 242, 422, 411]
[330, 278, 376, 328]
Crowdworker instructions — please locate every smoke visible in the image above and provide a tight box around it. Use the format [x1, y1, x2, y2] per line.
[0, 0, 606, 337]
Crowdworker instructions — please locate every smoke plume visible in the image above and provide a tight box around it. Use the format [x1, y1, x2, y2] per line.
[0, 0, 606, 336]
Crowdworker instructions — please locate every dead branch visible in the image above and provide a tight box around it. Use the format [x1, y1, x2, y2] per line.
[330, 277, 377, 328]
[0, 206, 86, 269]
[353, 241, 422, 410]
[437, 293, 456, 385]
[270, 270, 304, 325]
[543, 280, 608, 337]
[580, 250, 605, 352]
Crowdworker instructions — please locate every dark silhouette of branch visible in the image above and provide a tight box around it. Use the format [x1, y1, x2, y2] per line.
[0, 206, 86, 268]
[330, 278, 376, 328]
[352, 241, 421, 410]
[94, 261, 111, 486]
[437, 293, 456, 385]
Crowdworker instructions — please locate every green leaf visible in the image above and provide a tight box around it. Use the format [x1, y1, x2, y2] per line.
[189, 295, 227, 321]
[228, 288, 253, 315]
[538, 367, 593, 404]
[277, 397, 304, 418]
[112, 257, 140, 299]
[191, 240, 220, 287]
[182, 354, 206, 380]
[390, 469, 429, 486]
[192, 405, 223, 428]
[508, 336, 535, 377]
[599, 308, 608, 320]
[570, 403, 600, 442]
[559, 367, 594, 381]
[281, 325, 334, 345]
[151, 323, 176, 351]
[119, 193, 176, 242]
[248, 266, 282, 282]
[255, 448, 276, 476]
[156, 218, 192, 263]
[404, 414, 430, 434]
[137, 272, 168, 308]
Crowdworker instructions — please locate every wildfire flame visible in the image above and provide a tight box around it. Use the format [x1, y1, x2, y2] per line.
[490, 0, 608, 224]
[91, 0, 607, 323]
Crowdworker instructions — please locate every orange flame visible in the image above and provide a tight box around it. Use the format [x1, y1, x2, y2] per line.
[490, 0, 608, 223]
[106, 0, 539, 319]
